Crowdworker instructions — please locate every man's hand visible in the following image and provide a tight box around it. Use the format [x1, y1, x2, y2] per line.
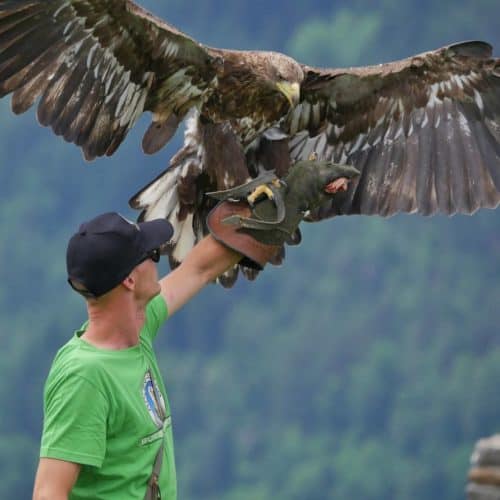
[207, 160, 359, 268]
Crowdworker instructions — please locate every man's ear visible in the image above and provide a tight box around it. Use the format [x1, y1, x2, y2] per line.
[121, 274, 136, 292]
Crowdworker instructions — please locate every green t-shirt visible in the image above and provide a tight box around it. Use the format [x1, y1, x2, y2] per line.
[40, 294, 177, 500]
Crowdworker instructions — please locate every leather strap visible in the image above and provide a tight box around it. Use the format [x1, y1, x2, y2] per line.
[144, 369, 167, 500]
[144, 441, 164, 500]
[207, 200, 282, 269]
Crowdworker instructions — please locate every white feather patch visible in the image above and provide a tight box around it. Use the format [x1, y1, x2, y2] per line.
[421, 111, 429, 128]
[316, 133, 327, 157]
[457, 109, 472, 138]
[427, 83, 442, 109]
[63, 19, 77, 37]
[86, 43, 99, 69]
[172, 213, 196, 262]
[263, 127, 288, 141]
[119, 89, 141, 127]
[451, 74, 464, 90]
[53, 1, 70, 19]
[311, 102, 321, 126]
[104, 66, 120, 99]
[333, 124, 345, 138]
[473, 89, 485, 113]
[164, 41, 179, 58]
[115, 76, 134, 117]
[350, 133, 366, 154]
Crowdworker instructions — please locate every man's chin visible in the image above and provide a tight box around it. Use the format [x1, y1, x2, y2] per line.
[151, 283, 162, 300]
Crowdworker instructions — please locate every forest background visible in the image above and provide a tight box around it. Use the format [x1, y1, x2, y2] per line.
[0, 1, 499, 499]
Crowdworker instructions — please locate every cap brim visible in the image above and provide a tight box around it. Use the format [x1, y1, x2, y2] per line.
[138, 218, 174, 251]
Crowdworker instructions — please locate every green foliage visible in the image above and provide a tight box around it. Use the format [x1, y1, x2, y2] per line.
[0, 434, 36, 499]
[1, 1, 499, 499]
[287, 9, 382, 66]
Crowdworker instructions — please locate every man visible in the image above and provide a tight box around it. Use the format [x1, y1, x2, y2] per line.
[32, 212, 241, 499]
[32, 162, 355, 499]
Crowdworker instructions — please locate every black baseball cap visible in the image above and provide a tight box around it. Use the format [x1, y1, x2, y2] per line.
[66, 212, 174, 298]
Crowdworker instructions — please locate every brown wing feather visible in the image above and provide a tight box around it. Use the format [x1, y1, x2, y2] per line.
[287, 41, 500, 217]
[0, 0, 218, 160]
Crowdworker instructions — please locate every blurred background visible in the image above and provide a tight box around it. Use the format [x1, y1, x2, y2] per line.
[0, 0, 499, 498]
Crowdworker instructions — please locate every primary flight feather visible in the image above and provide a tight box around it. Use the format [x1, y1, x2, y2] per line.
[0, 0, 499, 286]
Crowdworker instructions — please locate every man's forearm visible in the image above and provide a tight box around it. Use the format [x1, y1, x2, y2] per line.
[32, 458, 80, 500]
[160, 235, 242, 316]
[182, 234, 242, 284]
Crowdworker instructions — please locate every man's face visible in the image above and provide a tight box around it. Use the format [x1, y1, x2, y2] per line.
[133, 257, 161, 303]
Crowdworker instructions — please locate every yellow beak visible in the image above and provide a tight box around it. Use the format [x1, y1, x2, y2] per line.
[276, 81, 301, 107]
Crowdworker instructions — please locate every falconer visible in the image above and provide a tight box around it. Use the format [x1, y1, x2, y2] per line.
[32, 161, 355, 500]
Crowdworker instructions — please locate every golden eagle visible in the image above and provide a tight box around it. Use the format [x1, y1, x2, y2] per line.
[0, 0, 499, 285]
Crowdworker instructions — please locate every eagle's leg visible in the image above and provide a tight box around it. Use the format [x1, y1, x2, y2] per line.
[206, 170, 277, 201]
[247, 178, 282, 205]
[222, 180, 287, 230]
[208, 169, 288, 229]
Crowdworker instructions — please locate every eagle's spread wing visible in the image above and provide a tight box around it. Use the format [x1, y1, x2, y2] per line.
[287, 41, 500, 218]
[1, 1, 500, 289]
[0, 0, 218, 160]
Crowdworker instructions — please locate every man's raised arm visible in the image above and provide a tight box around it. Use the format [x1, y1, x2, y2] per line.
[160, 235, 241, 316]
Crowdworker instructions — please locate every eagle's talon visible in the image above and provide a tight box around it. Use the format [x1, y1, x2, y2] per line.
[247, 184, 276, 205]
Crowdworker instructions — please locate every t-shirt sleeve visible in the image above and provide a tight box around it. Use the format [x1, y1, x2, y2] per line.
[141, 294, 169, 343]
[40, 373, 109, 467]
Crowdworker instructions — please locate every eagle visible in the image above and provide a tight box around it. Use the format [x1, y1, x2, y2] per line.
[1, 0, 499, 286]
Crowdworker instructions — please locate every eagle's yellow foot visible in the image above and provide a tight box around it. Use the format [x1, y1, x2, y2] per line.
[247, 179, 281, 205]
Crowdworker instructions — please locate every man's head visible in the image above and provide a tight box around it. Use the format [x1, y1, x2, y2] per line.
[66, 212, 173, 299]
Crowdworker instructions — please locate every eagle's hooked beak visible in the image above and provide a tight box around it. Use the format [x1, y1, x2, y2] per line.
[276, 81, 301, 107]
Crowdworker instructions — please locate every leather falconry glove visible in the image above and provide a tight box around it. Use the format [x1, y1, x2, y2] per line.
[207, 160, 360, 269]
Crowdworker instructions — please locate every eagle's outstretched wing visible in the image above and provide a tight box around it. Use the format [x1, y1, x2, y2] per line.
[287, 41, 500, 218]
[2, 2, 500, 288]
[0, 0, 219, 160]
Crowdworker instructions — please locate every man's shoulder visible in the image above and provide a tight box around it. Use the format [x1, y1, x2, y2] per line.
[141, 294, 169, 343]
[145, 294, 168, 319]
[48, 335, 106, 383]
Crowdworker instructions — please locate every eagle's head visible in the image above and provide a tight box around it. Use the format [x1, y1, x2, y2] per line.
[268, 52, 304, 107]
[249, 51, 304, 108]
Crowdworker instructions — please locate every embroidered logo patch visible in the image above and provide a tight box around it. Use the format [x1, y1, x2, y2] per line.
[142, 370, 166, 428]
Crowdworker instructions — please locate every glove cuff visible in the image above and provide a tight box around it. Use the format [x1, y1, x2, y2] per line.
[207, 201, 282, 269]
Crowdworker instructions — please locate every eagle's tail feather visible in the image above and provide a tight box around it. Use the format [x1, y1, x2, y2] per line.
[131, 165, 181, 223]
